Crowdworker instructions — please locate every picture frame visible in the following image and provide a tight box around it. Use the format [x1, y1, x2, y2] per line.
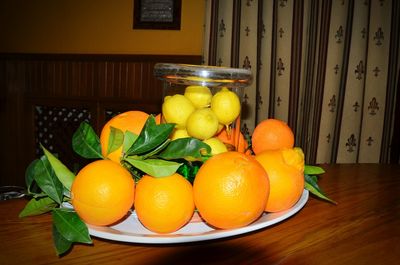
[133, 0, 182, 30]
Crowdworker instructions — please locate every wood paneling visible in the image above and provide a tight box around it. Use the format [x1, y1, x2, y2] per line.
[0, 53, 202, 187]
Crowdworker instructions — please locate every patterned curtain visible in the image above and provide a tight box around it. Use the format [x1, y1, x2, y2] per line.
[202, 0, 400, 164]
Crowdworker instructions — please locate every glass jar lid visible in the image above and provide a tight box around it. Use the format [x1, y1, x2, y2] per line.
[154, 63, 253, 88]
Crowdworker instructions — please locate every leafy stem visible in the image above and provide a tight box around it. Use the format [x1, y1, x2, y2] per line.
[19, 117, 211, 255]
[304, 165, 337, 204]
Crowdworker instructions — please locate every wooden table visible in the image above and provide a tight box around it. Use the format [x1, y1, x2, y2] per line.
[1, 164, 399, 265]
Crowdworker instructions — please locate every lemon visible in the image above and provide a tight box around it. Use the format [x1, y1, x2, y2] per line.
[203, 137, 228, 155]
[186, 108, 219, 140]
[184, 85, 213, 108]
[170, 128, 190, 140]
[210, 87, 241, 125]
[216, 123, 224, 134]
[162, 94, 195, 129]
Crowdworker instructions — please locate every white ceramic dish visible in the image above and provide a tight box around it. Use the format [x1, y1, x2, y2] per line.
[87, 189, 309, 244]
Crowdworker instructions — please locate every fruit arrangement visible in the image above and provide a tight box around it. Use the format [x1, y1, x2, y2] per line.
[20, 70, 335, 256]
[162, 85, 242, 155]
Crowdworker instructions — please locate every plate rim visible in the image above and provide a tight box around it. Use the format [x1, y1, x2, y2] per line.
[87, 189, 309, 244]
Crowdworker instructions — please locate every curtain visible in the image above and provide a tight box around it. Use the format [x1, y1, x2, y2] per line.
[202, 0, 400, 164]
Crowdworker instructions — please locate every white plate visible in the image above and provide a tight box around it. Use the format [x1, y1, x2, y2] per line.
[87, 189, 309, 244]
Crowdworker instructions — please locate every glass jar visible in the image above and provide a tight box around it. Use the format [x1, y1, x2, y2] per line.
[153, 63, 252, 152]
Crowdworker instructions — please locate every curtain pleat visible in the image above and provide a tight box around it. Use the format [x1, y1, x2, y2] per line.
[358, 0, 392, 162]
[202, 0, 399, 164]
[288, 0, 303, 137]
[257, 0, 274, 123]
[383, 0, 400, 163]
[330, 0, 354, 163]
[239, 0, 259, 133]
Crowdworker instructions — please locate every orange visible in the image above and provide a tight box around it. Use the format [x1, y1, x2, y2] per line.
[251, 118, 294, 154]
[134, 173, 195, 233]
[154, 113, 162, 124]
[71, 160, 135, 226]
[216, 127, 249, 154]
[216, 117, 250, 154]
[193, 152, 269, 229]
[100, 111, 149, 162]
[255, 148, 305, 212]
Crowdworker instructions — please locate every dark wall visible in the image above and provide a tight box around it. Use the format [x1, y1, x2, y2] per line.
[0, 53, 202, 186]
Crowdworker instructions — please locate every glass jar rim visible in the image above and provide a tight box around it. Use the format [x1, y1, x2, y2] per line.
[154, 63, 253, 88]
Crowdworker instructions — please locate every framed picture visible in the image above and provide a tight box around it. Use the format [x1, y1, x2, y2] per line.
[133, 0, 182, 30]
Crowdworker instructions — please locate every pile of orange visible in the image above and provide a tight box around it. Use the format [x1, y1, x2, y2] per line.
[70, 109, 305, 233]
[251, 118, 305, 213]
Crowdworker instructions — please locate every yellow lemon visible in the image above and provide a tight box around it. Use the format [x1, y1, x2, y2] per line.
[210, 87, 241, 126]
[184, 85, 213, 108]
[203, 137, 228, 155]
[186, 108, 219, 140]
[162, 94, 195, 129]
[170, 128, 190, 140]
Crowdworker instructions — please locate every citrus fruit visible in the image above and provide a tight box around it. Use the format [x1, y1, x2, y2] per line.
[170, 128, 190, 140]
[184, 85, 213, 108]
[186, 108, 219, 140]
[255, 148, 305, 212]
[134, 173, 195, 233]
[162, 94, 195, 129]
[282, 147, 305, 172]
[251, 118, 295, 154]
[217, 123, 224, 134]
[216, 126, 249, 153]
[71, 160, 135, 226]
[193, 151, 269, 229]
[210, 87, 241, 126]
[203, 137, 228, 155]
[100, 111, 149, 162]
[154, 113, 162, 124]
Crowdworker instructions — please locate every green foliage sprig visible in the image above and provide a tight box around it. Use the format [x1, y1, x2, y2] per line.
[19, 146, 90, 256]
[304, 165, 337, 204]
[19, 115, 211, 255]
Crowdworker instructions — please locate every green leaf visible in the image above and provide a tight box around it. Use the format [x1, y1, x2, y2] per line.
[122, 131, 138, 154]
[138, 138, 171, 160]
[25, 159, 41, 194]
[304, 174, 337, 204]
[52, 223, 73, 256]
[52, 208, 92, 244]
[124, 157, 182, 177]
[107, 126, 124, 155]
[34, 155, 64, 205]
[308, 174, 318, 182]
[72, 121, 103, 159]
[42, 145, 75, 191]
[158, 138, 211, 160]
[126, 116, 175, 155]
[177, 161, 201, 183]
[19, 196, 58, 217]
[25, 159, 38, 188]
[304, 165, 325, 175]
